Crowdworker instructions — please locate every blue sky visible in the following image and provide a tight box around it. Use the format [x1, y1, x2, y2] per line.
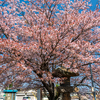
[0, 0, 99, 10]
[90, 0, 99, 10]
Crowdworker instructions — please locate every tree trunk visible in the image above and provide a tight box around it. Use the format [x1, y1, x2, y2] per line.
[48, 93, 55, 100]
[62, 92, 71, 100]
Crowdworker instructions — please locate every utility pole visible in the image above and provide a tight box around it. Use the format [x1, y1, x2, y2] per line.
[37, 89, 42, 100]
[89, 64, 96, 100]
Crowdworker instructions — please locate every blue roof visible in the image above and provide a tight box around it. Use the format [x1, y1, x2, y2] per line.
[3, 90, 18, 93]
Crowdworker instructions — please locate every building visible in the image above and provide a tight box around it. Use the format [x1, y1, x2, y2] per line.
[16, 90, 37, 100]
[0, 86, 4, 100]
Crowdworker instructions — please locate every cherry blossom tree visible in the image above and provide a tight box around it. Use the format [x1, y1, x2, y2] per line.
[0, 0, 100, 100]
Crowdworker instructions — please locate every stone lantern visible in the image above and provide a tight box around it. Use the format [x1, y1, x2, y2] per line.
[53, 67, 79, 100]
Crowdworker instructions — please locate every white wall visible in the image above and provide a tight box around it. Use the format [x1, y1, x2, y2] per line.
[16, 95, 37, 100]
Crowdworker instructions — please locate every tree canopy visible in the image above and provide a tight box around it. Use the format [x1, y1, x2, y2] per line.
[0, 0, 100, 100]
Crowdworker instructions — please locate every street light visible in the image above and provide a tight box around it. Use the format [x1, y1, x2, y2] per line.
[89, 64, 96, 100]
